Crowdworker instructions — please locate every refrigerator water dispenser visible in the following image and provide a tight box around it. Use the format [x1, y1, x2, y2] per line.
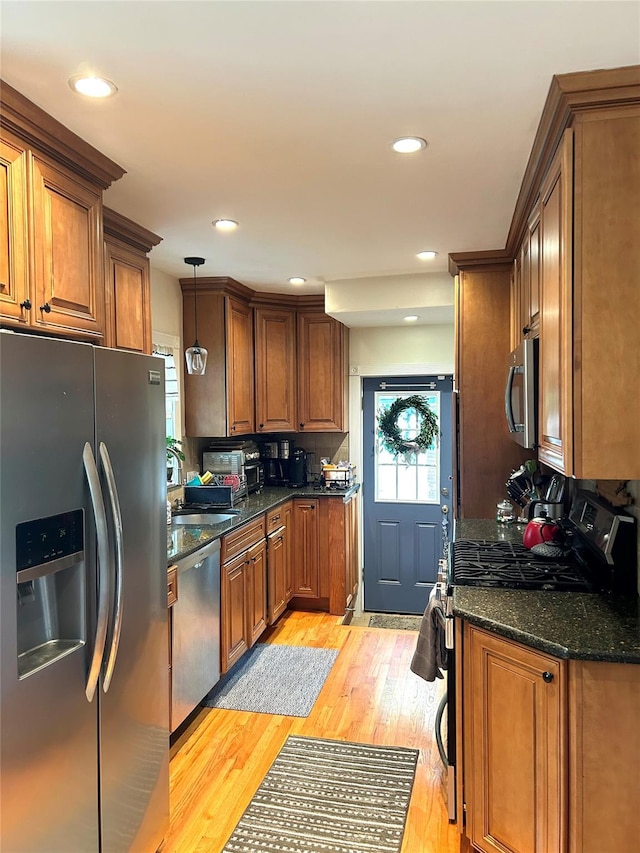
[16, 510, 85, 679]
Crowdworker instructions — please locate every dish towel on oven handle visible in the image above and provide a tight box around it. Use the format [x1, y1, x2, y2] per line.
[410, 586, 447, 682]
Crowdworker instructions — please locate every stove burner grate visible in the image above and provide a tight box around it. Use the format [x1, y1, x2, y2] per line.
[452, 539, 592, 592]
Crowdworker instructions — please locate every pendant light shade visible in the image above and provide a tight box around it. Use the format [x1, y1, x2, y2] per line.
[184, 256, 207, 375]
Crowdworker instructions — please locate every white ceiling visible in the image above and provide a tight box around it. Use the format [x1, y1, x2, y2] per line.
[2, 1, 639, 324]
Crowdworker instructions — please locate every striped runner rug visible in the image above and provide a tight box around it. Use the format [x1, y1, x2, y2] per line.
[222, 735, 419, 853]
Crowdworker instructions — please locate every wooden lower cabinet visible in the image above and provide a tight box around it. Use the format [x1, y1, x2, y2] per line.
[464, 624, 565, 853]
[247, 538, 267, 645]
[461, 623, 640, 853]
[221, 550, 250, 674]
[267, 525, 287, 624]
[282, 501, 294, 603]
[323, 493, 359, 616]
[567, 659, 640, 853]
[292, 499, 321, 599]
[266, 501, 292, 624]
[220, 516, 267, 674]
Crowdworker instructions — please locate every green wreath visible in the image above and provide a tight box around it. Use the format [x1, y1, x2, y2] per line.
[377, 394, 438, 458]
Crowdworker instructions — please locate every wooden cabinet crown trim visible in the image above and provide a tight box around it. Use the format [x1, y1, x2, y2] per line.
[448, 65, 640, 273]
[448, 249, 513, 276]
[179, 276, 255, 301]
[179, 275, 326, 311]
[250, 292, 324, 310]
[0, 80, 125, 189]
[103, 207, 162, 253]
[505, 64, 640, 258]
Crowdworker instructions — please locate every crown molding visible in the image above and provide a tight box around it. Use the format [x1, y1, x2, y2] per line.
[0, 79, 125, 189]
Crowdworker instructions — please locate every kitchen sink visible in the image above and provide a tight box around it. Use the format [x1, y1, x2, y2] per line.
[171, 513, 237, 526]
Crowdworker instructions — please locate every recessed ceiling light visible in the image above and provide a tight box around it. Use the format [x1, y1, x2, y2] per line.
[212, 219, 239, 231]
[391, 137, 427, 154]
[404, 315, 420, 322]
[416, 250, 438, 260]
[289, 277, 306, 285]
[69, 75, 117, 98]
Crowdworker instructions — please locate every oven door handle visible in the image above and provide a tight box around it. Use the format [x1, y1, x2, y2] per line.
[505, 364, 518, 432]
[444, 595, 454, 650]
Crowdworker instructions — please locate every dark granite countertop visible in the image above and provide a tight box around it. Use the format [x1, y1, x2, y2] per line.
[452, 518, 640, 664]
[167, 483, 360, 564]
[455, 517, 527, 545]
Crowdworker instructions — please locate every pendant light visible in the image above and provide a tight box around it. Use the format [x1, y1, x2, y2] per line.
[184, 257, 207, 375]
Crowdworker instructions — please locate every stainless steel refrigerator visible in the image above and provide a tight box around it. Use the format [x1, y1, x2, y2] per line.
[0, 331, 169, 852]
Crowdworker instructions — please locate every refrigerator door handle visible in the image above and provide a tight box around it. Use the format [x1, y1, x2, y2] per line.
[82, 442, 111, 702]
[99, 442, 124, 693]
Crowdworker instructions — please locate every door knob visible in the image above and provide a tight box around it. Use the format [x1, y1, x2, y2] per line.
[542, 671, 554, 683]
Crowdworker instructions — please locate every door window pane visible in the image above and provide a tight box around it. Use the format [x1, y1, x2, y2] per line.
[374, 391, 440, 503]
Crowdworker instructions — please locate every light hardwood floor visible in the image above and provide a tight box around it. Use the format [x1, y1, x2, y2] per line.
[164, 610, 462, 853]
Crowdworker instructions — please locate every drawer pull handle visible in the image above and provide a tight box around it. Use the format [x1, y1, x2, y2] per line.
[542, 670, 554, 683]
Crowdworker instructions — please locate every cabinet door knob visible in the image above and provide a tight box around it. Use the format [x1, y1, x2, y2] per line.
[40, 302, 52, 314]
[522, 325, 531, 335]
[542, 670, 554, 683]
[20, 299, 32, 310]
[299, 422, 305, 429]
[259, 423, 264, 429]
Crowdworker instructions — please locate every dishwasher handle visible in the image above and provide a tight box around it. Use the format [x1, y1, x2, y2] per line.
[175, 537, 221, 574]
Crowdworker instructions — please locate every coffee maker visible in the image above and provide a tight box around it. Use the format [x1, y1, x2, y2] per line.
[262, 439, 294, 486]
[288, 448, 308, 488]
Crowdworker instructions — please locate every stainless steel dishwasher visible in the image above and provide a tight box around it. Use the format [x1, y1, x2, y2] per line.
[171, 538, 221, 732]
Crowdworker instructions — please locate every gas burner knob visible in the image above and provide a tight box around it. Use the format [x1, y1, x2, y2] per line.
[542, 670, 554, 683]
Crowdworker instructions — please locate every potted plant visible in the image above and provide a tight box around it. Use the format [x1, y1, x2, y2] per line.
[166, 437, 185, 483]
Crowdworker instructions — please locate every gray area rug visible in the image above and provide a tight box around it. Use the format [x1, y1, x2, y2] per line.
[222, 735, 419, 853]
[368, 614, 424, 631]
[203, 644, 339, 717]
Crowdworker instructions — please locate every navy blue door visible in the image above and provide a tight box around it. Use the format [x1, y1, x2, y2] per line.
[363, 376, 453, 614]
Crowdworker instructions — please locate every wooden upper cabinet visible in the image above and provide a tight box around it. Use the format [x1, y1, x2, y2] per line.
[465, 624, 566, 853]
[510, 204, 540, 349]
[103, 207, 162, 354]
[509, 256, 521, 352]
[226, 297, 255, 435]
[254, 306, 297, 432]
[538, 130, 573, 476]
[571, 105, 640, 478]
[504, 69, 640, 479]
[525, 206, 540, 336]
[0, 133, 28, 323]
[182, 280, 255, 438]
[297, 309, 348, 432]
[453, 264, 529, 519]
[0, 81, 124, 340]
[30, 153, 104, 337]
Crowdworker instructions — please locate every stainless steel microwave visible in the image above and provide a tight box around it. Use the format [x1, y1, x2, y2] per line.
[505, 338, 537, 449]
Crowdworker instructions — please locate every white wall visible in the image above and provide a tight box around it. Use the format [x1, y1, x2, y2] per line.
[150, 267, 182, 341]
[349, 324, 454, 375]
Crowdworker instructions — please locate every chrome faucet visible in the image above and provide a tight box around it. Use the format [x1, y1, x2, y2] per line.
[166, 447, 183, 485]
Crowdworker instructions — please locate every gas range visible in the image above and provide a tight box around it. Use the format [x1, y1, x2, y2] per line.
[452, 539, 592, 592]
[451, 491, 637, 596]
